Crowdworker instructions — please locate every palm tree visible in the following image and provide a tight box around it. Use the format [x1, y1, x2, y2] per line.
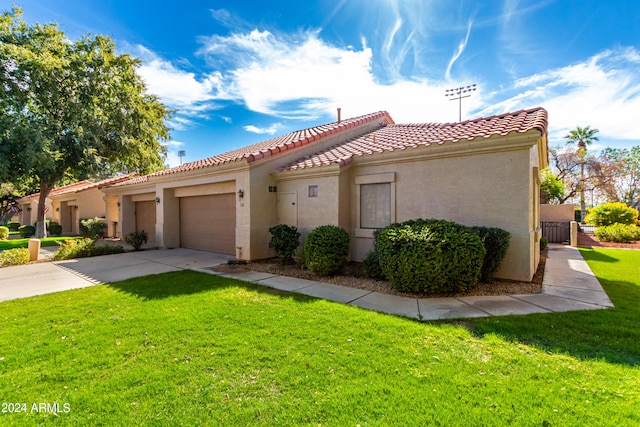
[565, 126, 599, 222]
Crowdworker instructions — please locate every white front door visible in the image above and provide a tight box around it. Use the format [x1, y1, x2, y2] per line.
[277, 192, 297, 227]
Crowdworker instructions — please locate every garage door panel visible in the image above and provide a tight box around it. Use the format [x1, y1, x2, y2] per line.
[179, 194, 235, 254]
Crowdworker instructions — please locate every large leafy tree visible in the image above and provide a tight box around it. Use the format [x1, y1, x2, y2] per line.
[564, 126, 599, 222]
[0, 8, 171, 237]
[597, 147, 640, 209]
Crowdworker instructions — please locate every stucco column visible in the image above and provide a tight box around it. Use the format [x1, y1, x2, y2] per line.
[570, 221, 578, 247]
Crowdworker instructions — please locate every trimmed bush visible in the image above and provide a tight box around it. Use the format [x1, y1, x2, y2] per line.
[125, 230, 149, 251]
[594, 223, 640, 243]
[363, 250, 385, 280]
[540, 236, 549, 251]
[0, 248, 30, 266]
[376, 219, 485, 293]
[80, 218, 108, 239]
[472, 226, 511, 283]
[48, 222, 63, 236]
[0, 226, 9, 240]
[53, 238, 124, 260]
[18, 225, 35, 238]
[269, 224, 301, 264]
[303, 225, 350, 276]
[7, 222, 20, 231]
[585, 202, 639, 226]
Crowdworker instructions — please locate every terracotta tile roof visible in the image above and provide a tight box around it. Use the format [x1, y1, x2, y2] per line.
[278, 107, 548, 171]
[111, 111, 394, 187]
[22, 175, 138, 199]
[76, 174, 139, 192]
[23, 181, 92, 200]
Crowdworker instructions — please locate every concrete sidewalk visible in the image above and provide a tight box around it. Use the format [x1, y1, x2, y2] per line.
[211, 244, 613, 320]
[0, 248, 234, 302]
[0, 244, 613, 320]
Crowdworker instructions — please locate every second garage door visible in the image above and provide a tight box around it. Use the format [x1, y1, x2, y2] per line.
[179, 193, 236, 254]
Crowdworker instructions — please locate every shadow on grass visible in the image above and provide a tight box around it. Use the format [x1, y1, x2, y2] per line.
[576, 247, 620, 263]
[447, 278, 640, 367]
[106, 270, 315, 304]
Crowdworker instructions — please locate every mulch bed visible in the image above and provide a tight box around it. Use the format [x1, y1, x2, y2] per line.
[214, 249, 548, 299]
[577, 232, 640, 250]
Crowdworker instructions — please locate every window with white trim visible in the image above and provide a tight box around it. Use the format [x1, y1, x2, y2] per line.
[355, 173, 395, 232]
[360, 183, 391, 229]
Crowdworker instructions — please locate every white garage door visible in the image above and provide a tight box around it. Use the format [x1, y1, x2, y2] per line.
[179, 194, 236, 254]
[135, 200, 156, 242]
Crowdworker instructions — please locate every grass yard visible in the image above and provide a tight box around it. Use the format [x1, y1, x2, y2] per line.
[0, 236, 82, 251]
[0, 248, 638, 426]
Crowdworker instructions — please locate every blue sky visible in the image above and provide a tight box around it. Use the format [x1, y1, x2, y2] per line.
[12, 0, 640, 166]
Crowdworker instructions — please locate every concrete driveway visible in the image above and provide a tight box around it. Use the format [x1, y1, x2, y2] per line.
[0, 248, 234, 302]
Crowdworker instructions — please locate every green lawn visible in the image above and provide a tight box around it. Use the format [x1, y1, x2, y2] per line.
[0, 248, 638, 426]
[0, 236, 82, 251]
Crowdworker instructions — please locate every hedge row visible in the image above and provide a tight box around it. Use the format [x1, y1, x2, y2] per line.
[367, 219, 511, 293]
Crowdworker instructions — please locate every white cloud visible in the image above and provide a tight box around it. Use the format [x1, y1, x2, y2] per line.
[445, 18, 473, 81]
[131, 45, 231, 129]
[244, 123, 282, 135]
[195, 28, 471, 123]
[478, 47, 640, 146]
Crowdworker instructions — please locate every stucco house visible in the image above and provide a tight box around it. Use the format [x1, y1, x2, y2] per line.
[17, 175, 134, 235]
[102, 107, 548, 281]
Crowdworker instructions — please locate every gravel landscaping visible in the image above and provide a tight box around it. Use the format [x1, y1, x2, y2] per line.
[215, 248, 547, 298]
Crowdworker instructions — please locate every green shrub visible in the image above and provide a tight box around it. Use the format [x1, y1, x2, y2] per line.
[0, 226, 9, 240]
[79, 218, 107, 239]
[269, 224, 301, 264]
[376, 219, 485, 293]
[472, 226, 511, 283]
[53, 238, 124, 260]
[540, 236, 549, 251]
[594, 223, 640, 243]
[53, 238, 94, 260]
[303, 225, 350, 276]
[585, 202, 639, 226]
[18, 225, 35, 238]
[89, 244, 125, 257]
[362, 250, 385, 280]
[7, 222, 20, 231]
[0, 247, 30, 266]
[125, 230, 149, 251]
[48, 222, 63, 236]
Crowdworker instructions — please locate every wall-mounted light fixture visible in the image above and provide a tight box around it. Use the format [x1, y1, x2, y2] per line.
[74, 206, 78, 210]
[155, 197, 161, 204]
[56, 207, 60, 212]
[237, 189, 244, 200]
[117, 202, 121, 207]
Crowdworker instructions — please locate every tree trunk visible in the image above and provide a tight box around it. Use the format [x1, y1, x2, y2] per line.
[580, 160, 586, 223]
[35, 182, 54, 238]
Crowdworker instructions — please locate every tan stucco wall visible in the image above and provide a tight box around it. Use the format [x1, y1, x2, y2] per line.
[274, 131, 544, 282]
[540, 204, 576, 222]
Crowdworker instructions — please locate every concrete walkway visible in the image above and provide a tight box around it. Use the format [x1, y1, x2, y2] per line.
[0, 244, 613, 320]
[212, 244, 613, 320]
[0, 248, 234, 302]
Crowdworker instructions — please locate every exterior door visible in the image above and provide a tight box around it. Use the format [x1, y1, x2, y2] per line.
[277, 192, 297, 226]
[135, 200, 156, 242]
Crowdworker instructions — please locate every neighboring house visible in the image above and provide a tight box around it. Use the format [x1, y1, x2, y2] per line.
[17, 176, 135, 235]
[102, 107, 548, 282]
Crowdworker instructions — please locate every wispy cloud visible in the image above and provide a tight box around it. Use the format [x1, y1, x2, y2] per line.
[478, 47, 640, 145]
[445, 18, 473, 81]
[243, 123, 282, 135]
[130, 45, 230, 129]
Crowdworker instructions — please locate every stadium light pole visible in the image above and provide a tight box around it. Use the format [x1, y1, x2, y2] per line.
[445, 84, 476, 121]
